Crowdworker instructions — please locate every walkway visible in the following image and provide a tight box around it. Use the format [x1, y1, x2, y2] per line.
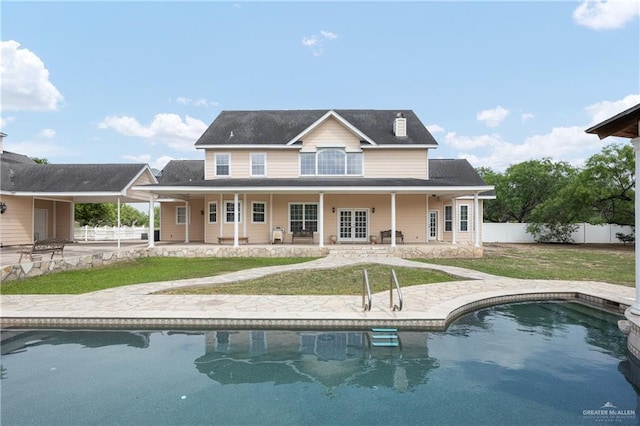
[1, 255, 635, 330]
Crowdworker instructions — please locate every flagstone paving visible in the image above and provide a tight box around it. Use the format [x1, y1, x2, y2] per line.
[1, 255, 635, 330]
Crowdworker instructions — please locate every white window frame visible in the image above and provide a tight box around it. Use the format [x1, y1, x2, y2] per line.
[215, 153, 231, 176]
[459, 204, 469, 232]
[299, 149, 363, 176]
[250, 153, 266, 177]
[176, 206, 189, 225]
[208, 202, 217, 224]
[224, 201, 242, 224]
[252, 201, 266, 224]
[288, 202, 318, 232]
[444, 205, 452, 232]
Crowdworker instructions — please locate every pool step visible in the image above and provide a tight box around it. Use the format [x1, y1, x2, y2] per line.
[370, 327, 399, 347]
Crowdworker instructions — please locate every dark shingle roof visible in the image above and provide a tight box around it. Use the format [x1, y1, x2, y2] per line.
[428, 159, 487, 186]
[194, 110, 437, 147]
[0, 150, 36, 165]
[156, 160, 204, 184]
[1, 163, 148, 192]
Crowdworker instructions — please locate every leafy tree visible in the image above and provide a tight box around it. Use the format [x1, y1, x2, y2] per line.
[31, 157, 49, 164]
[479, 159, 577, 223]
[531, 143, 634, 226]
[75, 203, 149, 227]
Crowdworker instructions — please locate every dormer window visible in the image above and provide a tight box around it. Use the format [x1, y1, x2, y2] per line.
[215, 153, 230, 176]
[300, 149, 362, 176]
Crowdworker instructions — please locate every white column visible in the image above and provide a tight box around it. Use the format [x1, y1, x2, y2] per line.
[70, 201, 75, 241]
[233, 192, 239, 247]
[117, 197, 121, 249]
[474, 192, 480, 247]
[318, 192, 324, 247]
[391, 193, 397, 248]
[452, 198, 457, 244]
[219, 194, 224, 238]
[425, 194, 429, 244]
[269, 193, 273, 242]
[630, 137, 640, 314]
[148, 194, 155, 248]
[53, 201, 57, 239]
[184, 201, 190, 244]
[243, 193, 247, 239]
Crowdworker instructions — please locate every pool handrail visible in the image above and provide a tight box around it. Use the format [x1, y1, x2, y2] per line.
[390, 269, 403, 311]
[362, 269, 372, 311]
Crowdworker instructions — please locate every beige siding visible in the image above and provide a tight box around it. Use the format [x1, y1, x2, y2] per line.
[163, 193, 484, 245]
[301, 117, 362, 151]
[0, 195, 33, 246]
[364, 149, 427, 178]
[54, 201, 72, 240]
[160, 200, 205, 242]
[125, 170, 156, 199]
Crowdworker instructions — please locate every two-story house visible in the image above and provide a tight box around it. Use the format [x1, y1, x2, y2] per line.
[145, 109, 493, 247]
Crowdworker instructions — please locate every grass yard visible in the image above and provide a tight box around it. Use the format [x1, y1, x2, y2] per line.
[0, 257, 315, 295]
[161, 263, 459, 295]
[422, 243, 634, 286]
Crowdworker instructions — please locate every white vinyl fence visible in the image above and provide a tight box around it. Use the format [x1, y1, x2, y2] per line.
[482, 223, 634, 244]
[74, 225, 149, 241]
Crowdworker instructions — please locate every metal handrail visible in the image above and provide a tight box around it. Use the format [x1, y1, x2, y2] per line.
[362, 269, 372, 311]
[390, 269, 403, 311]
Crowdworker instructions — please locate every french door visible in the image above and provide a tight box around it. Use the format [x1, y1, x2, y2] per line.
[428, 210, 438, 240]
[338, 209, 368, 242]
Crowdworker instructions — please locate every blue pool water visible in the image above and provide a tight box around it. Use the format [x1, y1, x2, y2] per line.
[1, 302, 638, 425]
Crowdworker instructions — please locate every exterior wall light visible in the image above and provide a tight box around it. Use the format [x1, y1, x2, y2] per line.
[0, 202, 6, 214]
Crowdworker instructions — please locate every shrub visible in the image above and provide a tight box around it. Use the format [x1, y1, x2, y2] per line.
[526, 223, 579, 243]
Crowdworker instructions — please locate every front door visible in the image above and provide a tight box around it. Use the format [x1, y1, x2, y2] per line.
[428, 210, 438, 241]
[338, 209, 368, 242]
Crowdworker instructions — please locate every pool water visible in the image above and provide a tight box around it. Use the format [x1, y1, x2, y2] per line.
[1, 302, 638, 425]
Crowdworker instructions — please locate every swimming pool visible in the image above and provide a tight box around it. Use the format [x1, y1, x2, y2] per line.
[1, 302, 637, 425]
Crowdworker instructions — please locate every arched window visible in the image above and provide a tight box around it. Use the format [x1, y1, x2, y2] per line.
[318, 149, 345, 175]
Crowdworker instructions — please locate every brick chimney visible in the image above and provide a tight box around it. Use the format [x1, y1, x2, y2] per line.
[393, 113, 407, 137]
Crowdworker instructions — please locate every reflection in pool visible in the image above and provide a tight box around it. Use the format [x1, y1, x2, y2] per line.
[1, 302, 638, 425]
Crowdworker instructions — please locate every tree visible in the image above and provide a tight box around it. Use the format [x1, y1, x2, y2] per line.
[531, 143, 634, 226]
[479, 159, 577, 223]
[31, 157, 49, 164]
[75, 203, 149, 227]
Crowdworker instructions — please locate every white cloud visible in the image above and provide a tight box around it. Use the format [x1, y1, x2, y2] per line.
[99, 113, 208, 151]
[302, 36, 318, 47]
[39, 128, 56, 138]
[573, 0, 640, 30]
[427, 124, 445, 134]
[585, 94, 640, 124]
[0, 40, 64, 111]
[450, 126, 601, 171]
[0, 116, 16, 129]
[302, 30, 338, 56]
[320, 30, 338, 40]
[521, 113, 535, 122]
[477, 106, 510, 127]
[175, 97, 218, 107]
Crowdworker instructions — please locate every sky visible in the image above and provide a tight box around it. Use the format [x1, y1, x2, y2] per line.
[1, 0, 639, 173]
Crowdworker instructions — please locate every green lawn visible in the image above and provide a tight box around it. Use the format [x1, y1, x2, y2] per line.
[421, 244, 634, 286]
[161, 263, 459, 295]
[0, 257, 316, 295]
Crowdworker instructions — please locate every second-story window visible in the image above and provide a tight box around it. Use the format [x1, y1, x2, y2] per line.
[215, 153, 230, 176]
[300, 149, 362, 176]
[250, 153, 266, 176]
